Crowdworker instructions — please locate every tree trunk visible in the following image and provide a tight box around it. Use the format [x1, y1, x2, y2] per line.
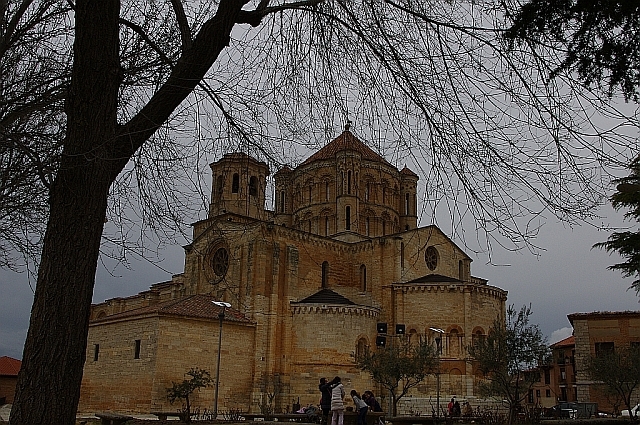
[9, 0, 121, 423]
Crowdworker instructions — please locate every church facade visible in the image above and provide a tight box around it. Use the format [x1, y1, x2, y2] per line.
[79, 127, 507, 415]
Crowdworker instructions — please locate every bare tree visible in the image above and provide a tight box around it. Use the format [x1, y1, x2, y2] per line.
[4, 0, 639, 423]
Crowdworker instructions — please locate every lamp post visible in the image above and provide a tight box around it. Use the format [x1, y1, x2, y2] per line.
[430, 328, 445, 420]
[213, 301, 231, 419]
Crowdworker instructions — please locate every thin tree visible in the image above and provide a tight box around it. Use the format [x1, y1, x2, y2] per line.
[166, 368, 213, 423]
[356, 335, 439, 416]
[587, 344, 640, 420]
[467, 305, 549, 425]
[5, 0, 639, 424]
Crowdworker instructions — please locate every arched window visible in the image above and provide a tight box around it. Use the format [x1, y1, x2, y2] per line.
[405, 193, 410, 214]
[309, 186, 312, 202]
[325, 181, 330, 201]
[279, 190, 285, 212]
[232, 173, 240, 193]
[360, 264, 367, 291]
[356, 337, 368, 359]
[325, 217, 329, 236]
[365, 182, 370, 201]
[366, 217, 370, 236]
[348, 171, 352, 194]
[382, 187, 386, 204]
[249, 176, 258, 196]
[346, 206, 351, 230]
[217, 175, 224, 194]
[382, 220, 386, 235]
[321, 261, 329, 288]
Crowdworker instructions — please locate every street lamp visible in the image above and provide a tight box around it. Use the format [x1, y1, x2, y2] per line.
[213, 301, 231, 419]
[429, 328, 445, 420]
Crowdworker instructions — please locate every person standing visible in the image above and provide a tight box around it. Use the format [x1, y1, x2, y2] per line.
[351, 390, 369, 425]
[319, 378, 332, 425]
[330, 376, 345, 425]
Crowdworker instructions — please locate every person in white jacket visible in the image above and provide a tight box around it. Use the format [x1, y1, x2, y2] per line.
[329, 376, 345, 425]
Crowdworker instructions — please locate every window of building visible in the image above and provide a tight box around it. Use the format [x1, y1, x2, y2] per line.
[280, 190, 285, 212]
[322, 261, 329, 288]
[249, 176, 258, 196]
[360, 265, 367, 291]
[560, 367, 566, 381]
[546, 389, 551, 398]
[544, 369, 550, 385]
[561, 387, 568, 401]
[366, 182, 370, 201]
[536, 390, 541, 398]
[528, 390, 534, 404]
[134, 339, 141, 359]
[325, 181, 330, 201]
[217, 175, 224, 194]
[382, 187, 386, 204]
[595, 341, 614, 356]
[325, 217, 329, 236]
[309, 186, 312, 202]
[232, 173, 239, 193]
[346, 206, 351, 230]
[348, 171, 352, 194]
[405, 193, 410, 214]
[382, 221, 386, 235]
[356, 337, 367, 359]
[93, 344, 99, 362]
[425, 246, 438, 270]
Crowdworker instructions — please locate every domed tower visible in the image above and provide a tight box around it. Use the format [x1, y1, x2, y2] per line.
[209, 153, 269, 220]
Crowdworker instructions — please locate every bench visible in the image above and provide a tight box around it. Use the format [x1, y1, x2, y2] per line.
[272, 413, 317, 422]
[150, 410, 186, 420]
[95, 412, 134, 425]
[386, 416, 438, 425]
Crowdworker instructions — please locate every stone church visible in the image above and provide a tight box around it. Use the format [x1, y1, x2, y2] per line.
[78, 126, 507, 415]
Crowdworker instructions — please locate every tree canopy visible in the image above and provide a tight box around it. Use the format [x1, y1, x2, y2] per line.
[467, 305, 549, 425]
[594, 160, 640, 295]
[356, 335, 439, 416]
[505, 0, 640, 101]
[3, 0, 639, 423]
[587, 344, 640, 418]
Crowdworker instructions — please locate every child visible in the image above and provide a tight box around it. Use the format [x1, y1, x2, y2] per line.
[351, 390, 368, 425]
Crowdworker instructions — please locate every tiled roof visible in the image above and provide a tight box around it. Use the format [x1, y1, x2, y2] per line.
[292, 289, 356, 305]
[301, 130, 390, 166]
[405, 274, 462, 284]
[550, 335, 575, 348]
[92, 294, 253, 324]
[568, 310, 640, 324]
[400, 166, 418, 177]
[0, 356, 21, 376]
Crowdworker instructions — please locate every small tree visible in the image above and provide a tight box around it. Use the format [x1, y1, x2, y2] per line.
[468, 305, 549, 425]
[587, 345, 640, 420]
[166, 368, 212, 423]
[356, 335, 439, 416]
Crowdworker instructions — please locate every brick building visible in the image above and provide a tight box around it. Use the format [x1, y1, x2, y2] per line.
[0, 356, 21, 405]
[528, 336, 576, 409]
[79, 127, 507, 414]
[570, 311, 640, 414]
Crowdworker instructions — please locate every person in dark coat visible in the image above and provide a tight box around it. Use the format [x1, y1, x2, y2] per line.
[319, 378, 332, 425]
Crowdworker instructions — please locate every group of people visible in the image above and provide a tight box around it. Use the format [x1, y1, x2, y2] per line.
[319, 377, 383, 425]
[447, 398, 473, 418]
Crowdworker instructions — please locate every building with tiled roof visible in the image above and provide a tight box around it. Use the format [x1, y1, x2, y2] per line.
[0, 356, 21, 404]
[79, 125, 507, 416]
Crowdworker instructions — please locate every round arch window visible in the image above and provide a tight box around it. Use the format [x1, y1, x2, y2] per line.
[425, 246, 438, 271]
[206, 243, 229, 284]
